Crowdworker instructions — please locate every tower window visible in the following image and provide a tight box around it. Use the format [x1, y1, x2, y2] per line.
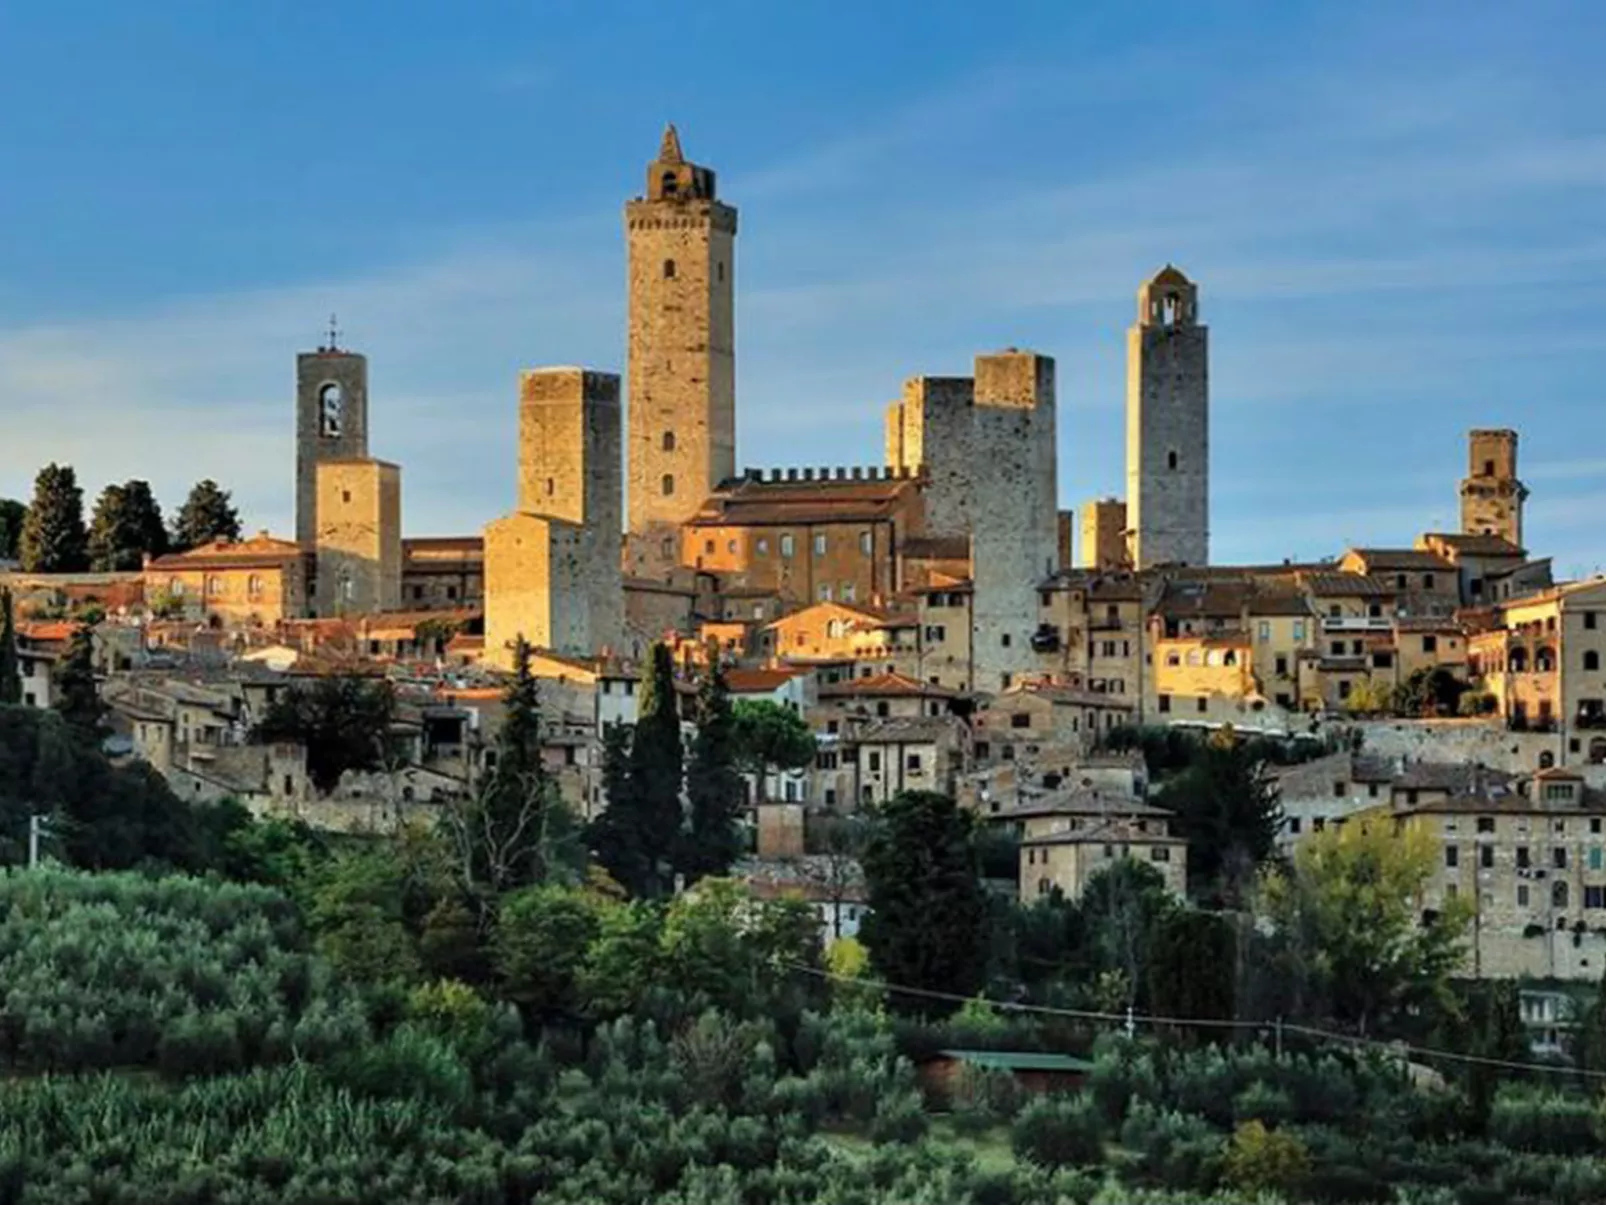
[660, 172, 677, 197]
[663, 259, 676, 279]
[1484, 459, 1495, 476]
[546, 478, 555, 496]
[661, 474, 675, 496]
[341, 489, 352, 503]
[1167, 451, 1179, 471]
[662, 430, 676, 452]
[717, 262, 725, 282]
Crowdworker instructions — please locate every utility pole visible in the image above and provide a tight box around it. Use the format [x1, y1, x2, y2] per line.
[27, 813, 45, 870]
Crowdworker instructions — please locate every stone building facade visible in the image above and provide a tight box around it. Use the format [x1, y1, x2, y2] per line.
[1460, 428, 1528, 551]
[1080, 498, 1130, 571]
[625, 125, 737, 579]
[145, 535, 310, 626]
[1126, 266, 1208, 569]
[295, 342, 369, 549]
[484, 368, 624, 666]
[313, 458, 402, 616]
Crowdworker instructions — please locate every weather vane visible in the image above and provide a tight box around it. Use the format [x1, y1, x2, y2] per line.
[324, 313, 341, 352]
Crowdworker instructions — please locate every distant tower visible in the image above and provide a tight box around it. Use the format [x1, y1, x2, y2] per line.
[1080, 498, 1131, 571]
[625, 124, 738, 578]
[295, 318, 369, 548]
[1126, 266, 1208, 569]
[1460, 429, 1528, 549]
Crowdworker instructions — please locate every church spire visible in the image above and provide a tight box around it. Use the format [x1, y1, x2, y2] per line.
[658, 122, 685, 164]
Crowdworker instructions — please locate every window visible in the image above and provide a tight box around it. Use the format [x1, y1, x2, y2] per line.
[1587, 651, 1601, 671]
[663, 258, 676, 278]
[661, 473, 675, 496]
[1150, 846, 1171, 863]
[859, 530, 872, 555]
[1338, 680, 1352, 700]
[1373, 652, 1394, 669]
[1422, 635, 1438, 653]
[1011, 713, 1031, 729]
[1158, 694, 1172, 713]
[1001, 633, 1012, 648]
[780, 534, 795, 558]
[247, 574, 263, 597]
[1333, 781, 1347, 798]
[866, 751, 881, 773]
[817, 583, 832, 602]
[205, 575, 222, 596]
[1293, 620, 1305, 641]
[1591, 846, 1604, 871]
[1477, 817, 1495, 833]
[813, 534, 827, 555]
[662, 431, 676, 452]
[1587, 886, 1606, 910]
[1257, 621, 1270, 640]
[906, 753, 923, 772]
[1196, 697, 1208, 713]
[1314, 818, 1327, 832]
[1517, 884, 1530, 907]
[1586, 612, 1598, 630]
[1287, 817, 1302, 835]
[341, 489, 352, 504]
[1167, 450, 1178, 470]
[1480, 844, 1494, 869]
[446, 585, 458, 601]
[1553, 881, 1569, 909]
[1554, 847, 1569, 870]
[1275, 655, 1289, 677]
[1516, 846, 1531, 869]
[841, 582, 856, 603]
[755, 537, 769, 556]
[717, 262, 725, 282]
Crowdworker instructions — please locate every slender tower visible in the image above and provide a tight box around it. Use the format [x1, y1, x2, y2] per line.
[624, 124, 738, 578]
[1126, 266, 1208, 569]
[295, 317, 369, 549]
[1460, 429, 1527, 549]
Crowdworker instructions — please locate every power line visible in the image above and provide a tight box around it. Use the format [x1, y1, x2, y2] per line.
[785, 961, 1606, 1082]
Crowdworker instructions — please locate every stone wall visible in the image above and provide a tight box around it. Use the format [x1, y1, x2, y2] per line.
[1346, 717, 1562, 776]
[313, 459, 402, 615]
[888, 375, 975, 541]
[1080, 497, 1129, 570]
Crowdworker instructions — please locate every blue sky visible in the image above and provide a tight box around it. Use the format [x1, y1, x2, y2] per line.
[1, 1, 1603, 573]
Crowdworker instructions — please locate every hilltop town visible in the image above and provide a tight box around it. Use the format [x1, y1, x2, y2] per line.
[3, 123, 1604, 1002]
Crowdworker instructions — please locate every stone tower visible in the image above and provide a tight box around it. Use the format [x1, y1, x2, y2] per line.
[970, 350, 1058, 691]
[885, 375, 975, 541]
[295, 331, 369, 549]
[485, 368, 624, 666]
[314, 459, 402, 615]
[1080, 497, 1131, 571]
[625, 124, 738, 578]
[1460, 428, 1528, 549]
[1125, 266, 1208, 569]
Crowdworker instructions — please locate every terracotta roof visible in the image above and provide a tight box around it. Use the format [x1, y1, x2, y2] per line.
[1420, 533, 1525, 557]
[912, 580, 973, 596]
[147, 535, 305, 572]
[1248, 592, 1313, 617]
[1155, 581, 1252, 620]
[852, 716, 963, 744]
[687, 474, 921, 528]
[1346, 548, 1454, 572]
[1003, 683, 1135, 708]
[18, 620, 81, 642]
[1022, 818, 1185, 847]
[1394, 615, 1465, 632]
[1300, 572, 1397, 598]
[725, 667, 809, 693]
[1001, 791, 1171, 820]
[820, 671, 954, 699]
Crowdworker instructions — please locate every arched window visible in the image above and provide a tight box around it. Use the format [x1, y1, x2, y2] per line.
[1167, 450, 1179, 470]
[168, 577, 184, 596]
[660, 172, 678, 197]
[205, 575, 222, 596]
[247, 574, 263, 598]
[662, 431, 676, 452]
[1585, 651, 1600, 672]
[661, 474, 675, 496]
[663, 259, 676, 279]
[1539, 750, 1556, 769]
[1552, 880, 1569, 909]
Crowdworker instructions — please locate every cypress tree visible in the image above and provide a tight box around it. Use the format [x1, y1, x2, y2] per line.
[171, 479, 241, 551]
[681, 659, 744, 883]
[588, 642, 684, 898]
[52, 625, 106, 741]
[88, 480, 167, 571]
[19, 463, 89, 573]
[0, 589, 20, 706]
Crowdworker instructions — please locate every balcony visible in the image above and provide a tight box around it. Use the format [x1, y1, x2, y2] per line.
[1321, 616, 1392, 633]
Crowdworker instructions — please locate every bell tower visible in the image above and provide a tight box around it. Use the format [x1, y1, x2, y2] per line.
[1126, 265, 1209, 569]
[1460, 428, 1528, 550]
[624, 124, 738, 578]
[295, 316, 369, 548]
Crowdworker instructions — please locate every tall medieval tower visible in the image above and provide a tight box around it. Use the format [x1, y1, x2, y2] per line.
[624, 124, 738, 578]
[1125, 266, 1208, 569]
[295, 327, 369, 548]
[1460, 428, 1528, 549]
